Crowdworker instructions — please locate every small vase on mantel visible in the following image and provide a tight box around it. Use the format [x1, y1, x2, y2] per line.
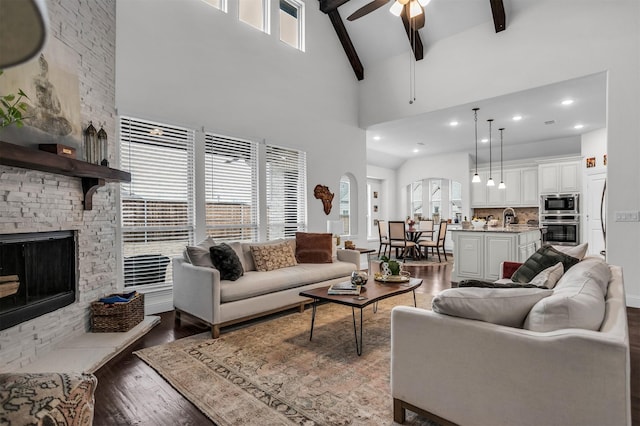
[97, 124, 108, 166]
[84, 121, 98, 164]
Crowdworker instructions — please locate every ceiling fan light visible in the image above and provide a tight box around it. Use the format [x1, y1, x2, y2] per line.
[417, 0, 431, 6]
[409, 0, 423, 18]
[389, 1, 403, 16]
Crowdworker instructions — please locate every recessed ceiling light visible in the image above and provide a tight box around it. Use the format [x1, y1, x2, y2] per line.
[481, 138, 488, 143]
[373, 136, 381, 141]
[561, 99, 574, 106]
[449, 121, 459, 127]
[574, 124, 584, 129]
[413, 148, 419, 153]
[512, 115, 523, 121]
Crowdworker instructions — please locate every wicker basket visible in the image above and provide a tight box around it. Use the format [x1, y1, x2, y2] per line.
[91, 292, 144, 332]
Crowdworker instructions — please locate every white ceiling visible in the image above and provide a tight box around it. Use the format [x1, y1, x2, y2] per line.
[367, 72, 607, 168]
[335, 1, 608, 169]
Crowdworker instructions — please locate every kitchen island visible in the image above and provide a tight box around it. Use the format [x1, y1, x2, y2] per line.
[451, 226, 542, 282]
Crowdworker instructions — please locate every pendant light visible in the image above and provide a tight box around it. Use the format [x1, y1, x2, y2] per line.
[498, 127, 506, 189]
[472, 108, 481, 183]
[486, 119, 495, 187]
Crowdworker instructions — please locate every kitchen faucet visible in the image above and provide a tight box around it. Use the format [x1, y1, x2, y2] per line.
[503, 207, 516, 226]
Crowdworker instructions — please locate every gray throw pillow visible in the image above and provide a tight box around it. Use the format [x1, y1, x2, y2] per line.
[209, 243, 244, 281]
[458, 279, 541, 289]
[511, 245, 580, 283]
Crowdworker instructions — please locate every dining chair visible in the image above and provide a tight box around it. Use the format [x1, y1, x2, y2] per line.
[388, 221, 417, 260]
[418, 220, 448, 262]
[417, 220, 435, 256]
[377, 220, 390, 258]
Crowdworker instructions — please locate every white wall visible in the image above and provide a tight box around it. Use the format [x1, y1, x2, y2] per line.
[367, 164, 398, 222]
[115, 0, 367, 244]
[360, 1, 640, 307]
[397, 151, 472, 221]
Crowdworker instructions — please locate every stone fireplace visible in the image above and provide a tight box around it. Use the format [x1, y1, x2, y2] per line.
[0, 0, 118, 371]
[0, 165, 119, 371]
[0, 231, 77, 331]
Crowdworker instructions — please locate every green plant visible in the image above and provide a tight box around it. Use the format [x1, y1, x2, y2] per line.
[0, 70, 29, 128]
[380, 255, 401, 275]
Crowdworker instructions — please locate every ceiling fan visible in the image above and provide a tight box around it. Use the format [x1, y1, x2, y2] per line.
[346, 0, 431, 28]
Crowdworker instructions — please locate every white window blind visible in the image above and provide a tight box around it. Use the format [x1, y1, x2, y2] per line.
[120, 117, 195, 288]
[265, 145, 307, 239]
[205, 133, 258, 242]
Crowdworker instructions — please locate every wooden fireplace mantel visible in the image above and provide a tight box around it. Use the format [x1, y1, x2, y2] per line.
[0, 140, 131, 210]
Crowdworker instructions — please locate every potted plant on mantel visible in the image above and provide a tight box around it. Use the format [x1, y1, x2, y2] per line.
[0, 70, 29, 128]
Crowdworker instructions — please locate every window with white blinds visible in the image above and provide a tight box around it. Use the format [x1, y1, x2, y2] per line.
[120, 117, 195, 288]
[265, 145, 307, 239]
[205, 133, 258, 242]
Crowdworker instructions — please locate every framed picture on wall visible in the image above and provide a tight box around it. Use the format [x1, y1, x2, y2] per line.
[373, 205, 378, 212]
[373, 191, 378, 199]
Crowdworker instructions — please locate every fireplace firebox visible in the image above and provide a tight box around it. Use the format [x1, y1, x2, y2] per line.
[0, 231, 77, 331]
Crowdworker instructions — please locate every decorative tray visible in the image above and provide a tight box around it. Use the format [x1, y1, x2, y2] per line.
[374, 275, 410, 283]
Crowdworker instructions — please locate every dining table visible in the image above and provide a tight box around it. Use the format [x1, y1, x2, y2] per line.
[404, 226, 434, 259]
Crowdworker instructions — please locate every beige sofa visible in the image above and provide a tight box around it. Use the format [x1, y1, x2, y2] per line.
[173, 239, 360, 338]
[391, 257, 631, 426]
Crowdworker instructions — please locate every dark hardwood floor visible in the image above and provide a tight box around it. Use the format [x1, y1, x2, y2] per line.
[93, 263, 640, 425]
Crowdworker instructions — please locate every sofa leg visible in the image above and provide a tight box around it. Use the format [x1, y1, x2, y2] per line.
[299, 302, 305, 313]
[393, 398, 406, 424]
[212, 325, 220, 339]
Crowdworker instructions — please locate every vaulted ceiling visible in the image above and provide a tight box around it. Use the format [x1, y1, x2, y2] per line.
[319, 0, 505, 80]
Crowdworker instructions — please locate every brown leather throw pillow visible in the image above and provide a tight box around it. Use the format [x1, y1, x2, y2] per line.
[295, 232, 333, 263]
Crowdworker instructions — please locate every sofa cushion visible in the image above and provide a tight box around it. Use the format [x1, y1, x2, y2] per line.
[295, 232, 333, 263]
[524, 257, 611, 332]
[209, 243, 244, 281]
[528, 262, 564, 289]
[220, 261, 356, 302]
[552, 242, 588, 260]
[184, 237, 216, 268]
[250, 241, 297, 272]
[458, 279, 541, 289]
[511, 245, 580, 283]
[432, 287, 553, 328]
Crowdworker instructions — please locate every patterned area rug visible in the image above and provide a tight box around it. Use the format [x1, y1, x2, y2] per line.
[135, 293, 437, 426]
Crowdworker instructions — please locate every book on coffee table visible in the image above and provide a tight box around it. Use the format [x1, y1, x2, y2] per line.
[328, 281, 361, 295]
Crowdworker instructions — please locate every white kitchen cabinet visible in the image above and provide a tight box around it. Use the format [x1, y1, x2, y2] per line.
[451, 229, 541, 282]
[504, 169, 522, 206]
[470, 171, 488, 207]
[521, 167, 539, 206]
[471, 167, 538, 208]
[538, 161, 581, 194]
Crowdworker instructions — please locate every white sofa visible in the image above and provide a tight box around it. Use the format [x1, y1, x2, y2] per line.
[391, 257, 631, 426]
[173, 240, 360, 338]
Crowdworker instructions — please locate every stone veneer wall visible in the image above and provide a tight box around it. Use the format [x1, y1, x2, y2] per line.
[472, 207, 540, 225]
[0, 0, 117, 371]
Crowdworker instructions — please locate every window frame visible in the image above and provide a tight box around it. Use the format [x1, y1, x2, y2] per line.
[279, 0, 305, 51]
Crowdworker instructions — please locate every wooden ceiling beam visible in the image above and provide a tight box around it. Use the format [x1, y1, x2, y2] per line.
[489, 0, 506, 33]
[327, 9, 364, 80]
[400, 5, 424, 61]
[319, 0, 351, 14]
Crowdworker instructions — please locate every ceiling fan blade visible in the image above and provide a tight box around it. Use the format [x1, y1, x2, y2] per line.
[414, 7, 425, 29]
[347, 0, 391, 21]
[401, 2, 425, 29]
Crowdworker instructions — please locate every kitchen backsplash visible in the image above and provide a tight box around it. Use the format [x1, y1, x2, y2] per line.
[473, 207, 539, 225]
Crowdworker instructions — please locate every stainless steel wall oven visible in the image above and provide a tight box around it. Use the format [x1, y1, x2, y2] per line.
[541, 215, 580, 246]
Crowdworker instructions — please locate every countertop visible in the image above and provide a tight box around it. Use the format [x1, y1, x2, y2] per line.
[451, 225, 543, 234]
